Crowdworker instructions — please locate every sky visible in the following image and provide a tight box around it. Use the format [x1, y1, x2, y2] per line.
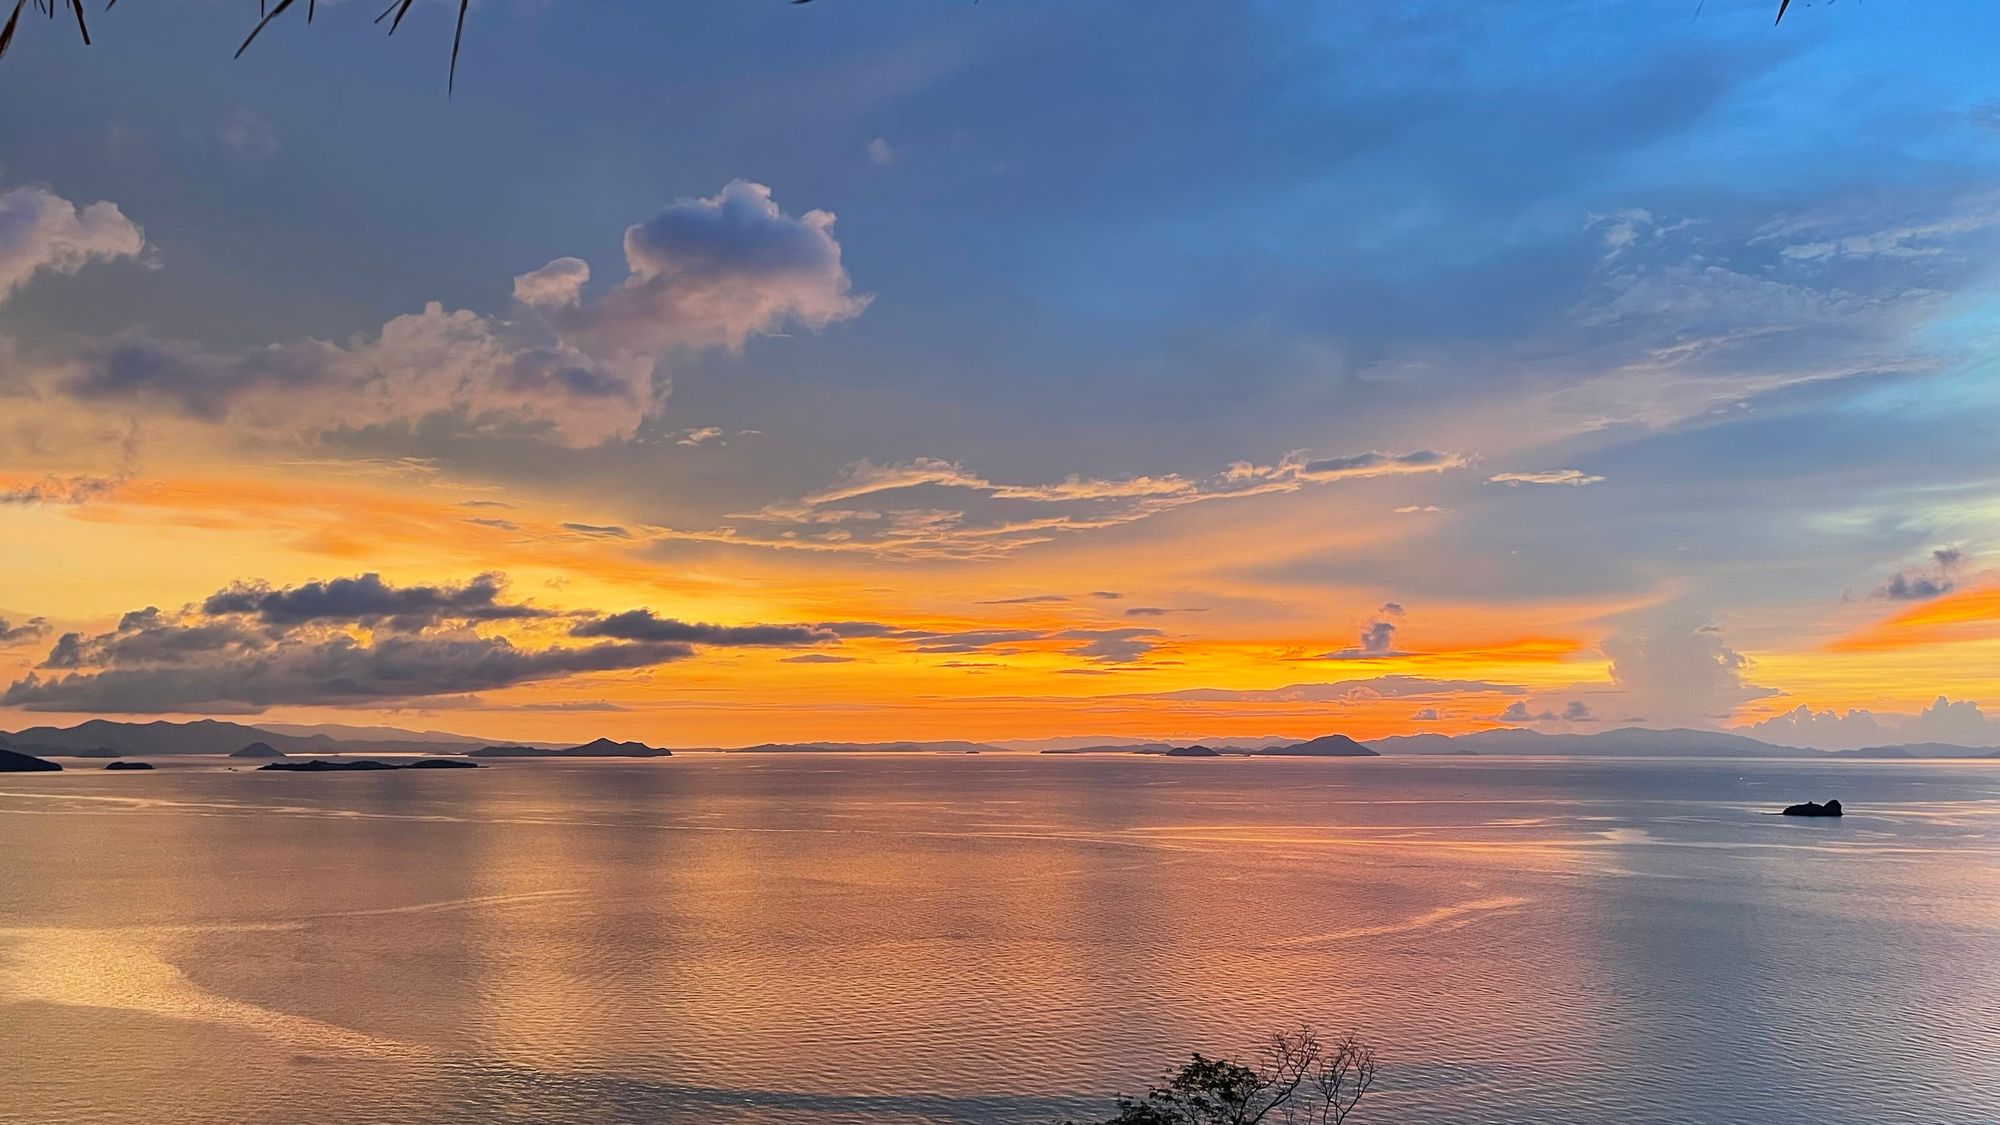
[0, 0, 1996, 749]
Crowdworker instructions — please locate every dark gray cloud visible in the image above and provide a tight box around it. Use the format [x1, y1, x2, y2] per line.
[1299, 451, 1462, 480]
[781, 653, 857, 664]
[0, 616, 49, 646]
[0, 474, 125, 505]
[66, 323, 650, 448]
[5, 633, 692, 714]
[1875, 547, 1965, 601]
[563, 522, 634, 539]
[1319, 602, 1407, 660]
[201, 572, 544, 629]
[1052, 627, 1164, 664]
[901, 628, 1046, 655]
[4, 573, 844, 713]
[1497, 701, 1558, 723]
[569, 609, 834, 647]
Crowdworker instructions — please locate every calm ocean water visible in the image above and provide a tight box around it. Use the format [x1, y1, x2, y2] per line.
[2, 754, 1997, 1124]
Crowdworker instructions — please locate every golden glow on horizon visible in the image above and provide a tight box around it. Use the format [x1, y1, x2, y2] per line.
[1, 458, 1992, 746]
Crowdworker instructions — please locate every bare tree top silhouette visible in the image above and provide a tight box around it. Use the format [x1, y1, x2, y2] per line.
[0, 1, 1828, 98]
[0, 0, 819, 95]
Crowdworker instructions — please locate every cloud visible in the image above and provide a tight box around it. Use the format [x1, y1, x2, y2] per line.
[867, 137, 896, 166]
[1487, 469, 1605, 486]
[1053, 627, 1163, 663]
[781, 653, 856, 664]
[1741, 704, 1889, 750]
[1496, 701, 1557, 723]
[674, 425, 726, 447]
[0, 617, 50, 646]
[901, 628, 1046, 654]
[0, 473, 125, 505]
[70, 306, 654, 447]
[512, 256, 590, 309]
[1602, 620, 1777, 728]
[537, 179, 869, 357]
[0, 185, 146, 300]
[1320, 602, 1407, 660]
[1874, 547, 1966, 601]
[1759, 191, 2000, 263]
[1562, 700, 1595, 722]
[2, 573, 839, 712]
[569, 609, 835, 647]
[5, 632, 690, 714]
[697, 447, 1471, 560]
[1909, 696, 2000, 746]
[1411, 707, 1442, 721]
[1296, 450, 1465, 480]
[1743, 696, 2000, 750]
[51, 182, 864, 449]
[562, 522, 634, 540]
[201, 572, 545, 628]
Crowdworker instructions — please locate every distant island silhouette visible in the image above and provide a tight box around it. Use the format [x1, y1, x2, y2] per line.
[2, 718, 1997, 763]
[259, 758, 481, 772]
[1782, 799, 1843, 817]
[470, 737, 671, 759]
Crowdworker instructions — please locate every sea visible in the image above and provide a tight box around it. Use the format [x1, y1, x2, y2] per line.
[2, 753, 1997, 1124]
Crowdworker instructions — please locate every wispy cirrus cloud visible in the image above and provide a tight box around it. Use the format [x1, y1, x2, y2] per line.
[657, 448, 1469, 560]
[1141, 676, 1528, 704]
[1487, 469, 1604, 487]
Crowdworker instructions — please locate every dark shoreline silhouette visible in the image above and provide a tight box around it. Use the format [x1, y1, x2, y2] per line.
[0, 747, 61, 772]
[1782, 799, 1843, 817]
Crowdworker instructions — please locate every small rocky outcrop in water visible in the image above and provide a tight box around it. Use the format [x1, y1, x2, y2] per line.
[1163, 745, 1222, 757]
[1782, 799, 1843, 817]
[230, 742, 286, 759]
[0, 747, 62, 772]
[406, 758, 480, 769]
[105, 761, 155, 770]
